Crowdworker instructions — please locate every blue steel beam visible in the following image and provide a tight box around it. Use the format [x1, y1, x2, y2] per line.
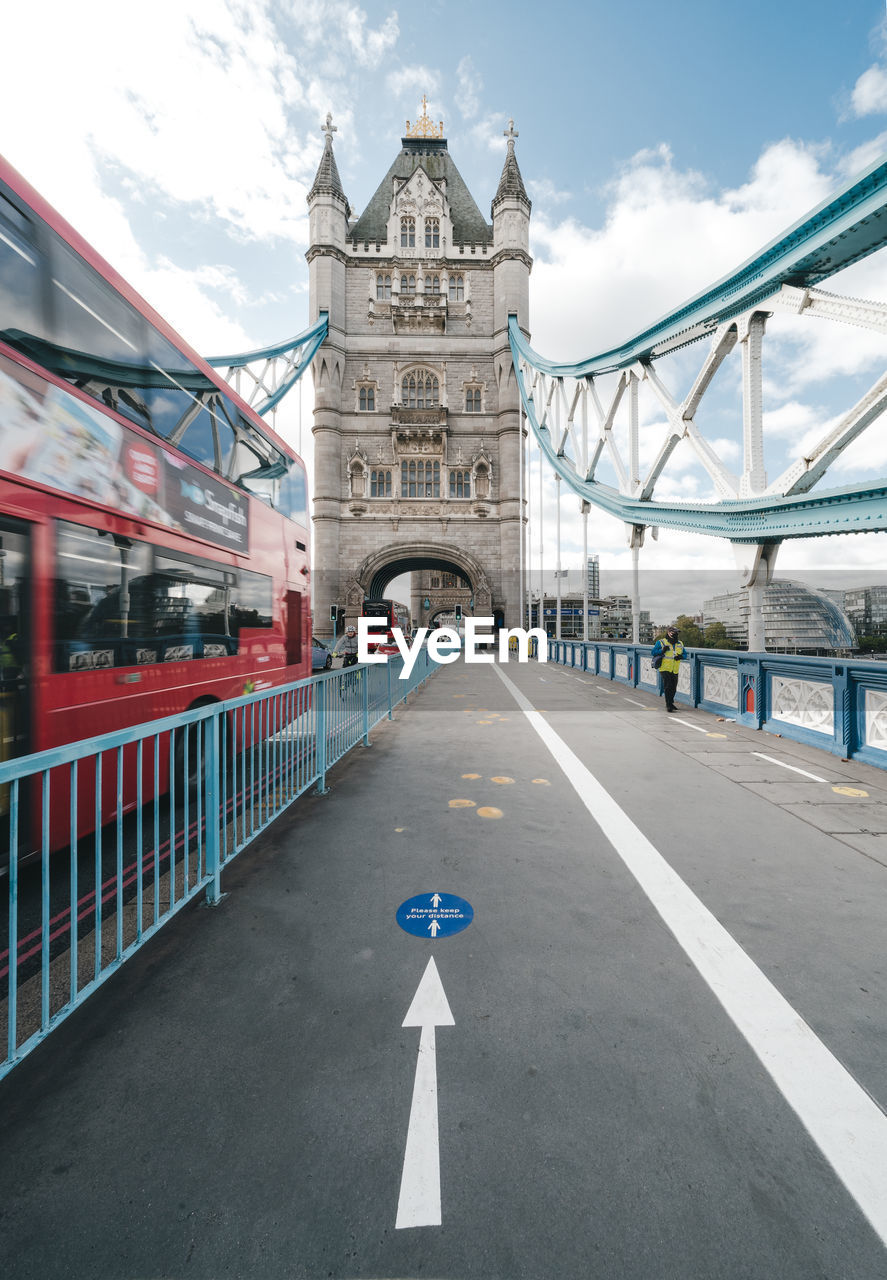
[509, 319, 887, 541]
[513, 154, 887, 378]
[206, 313, 328, 416]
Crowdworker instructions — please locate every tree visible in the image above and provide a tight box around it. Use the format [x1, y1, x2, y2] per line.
[674, 614, 704, 647]
[703, 620, 738, 650]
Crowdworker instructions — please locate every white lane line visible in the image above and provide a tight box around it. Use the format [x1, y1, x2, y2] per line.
[396, 957, 455, 1229]
[624, 698, 646, 708]
[752, 752, 828, 783]
[671, 717, 708, 734]
[492, 662, 887, 1249]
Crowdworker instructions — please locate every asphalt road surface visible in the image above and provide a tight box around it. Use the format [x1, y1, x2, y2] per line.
[2, 655, 887, 1279]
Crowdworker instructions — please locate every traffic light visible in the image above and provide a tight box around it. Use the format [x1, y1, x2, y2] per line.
[330, 604, 338, 622]
[454, 605, 462, 621]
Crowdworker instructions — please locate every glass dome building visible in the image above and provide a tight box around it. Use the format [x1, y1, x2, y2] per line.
[703, 579, 857, 653]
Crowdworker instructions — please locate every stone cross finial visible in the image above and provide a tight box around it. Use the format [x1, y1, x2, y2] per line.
[322, 112, 337, 146]
[504, 118, 518, 146]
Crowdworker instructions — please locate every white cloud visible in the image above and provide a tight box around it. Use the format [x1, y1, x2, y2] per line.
[456, 57, 481, 119]
[527, 178, 572, 207]
[851, 64, 887, 117]
[471, 114, 511, 154]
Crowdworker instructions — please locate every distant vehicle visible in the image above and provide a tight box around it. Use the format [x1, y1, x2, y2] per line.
[360, 598, 408, 653]
[311, 636, 332, 670]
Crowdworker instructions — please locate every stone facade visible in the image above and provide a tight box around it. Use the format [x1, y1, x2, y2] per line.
[307, 112, 531, 638]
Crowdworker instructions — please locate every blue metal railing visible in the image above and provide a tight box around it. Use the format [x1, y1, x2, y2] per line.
[545, 640, 887, 769]
[1, 653, 434, 1079]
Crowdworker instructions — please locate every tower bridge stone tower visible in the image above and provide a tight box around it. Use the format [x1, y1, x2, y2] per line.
[308, 105, 531, 638]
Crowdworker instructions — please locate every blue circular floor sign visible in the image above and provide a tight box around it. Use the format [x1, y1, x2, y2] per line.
[396, 892, 474, 939]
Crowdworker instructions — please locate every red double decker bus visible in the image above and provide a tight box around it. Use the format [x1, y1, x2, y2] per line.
[0, 155, 312, 856]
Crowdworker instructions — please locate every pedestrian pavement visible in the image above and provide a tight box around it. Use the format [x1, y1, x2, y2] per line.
[2, 655, 887, 1280]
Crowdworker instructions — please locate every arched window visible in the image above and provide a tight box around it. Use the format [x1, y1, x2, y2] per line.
[400, 274, 416, 295]
[450, 469, 471, 499]
[376, 274, 391, 300]
[424, 275, 440, 295]
[401, 371, 439, 408]
[401, 459, 440, 498]
[370, 469, 391, 497]
[400, 216, 415, 248]
[448, 274, 464, 301]
[358, 386, 375, 411]
[465, 388, 481, 412]
[425, 218, 439, 248]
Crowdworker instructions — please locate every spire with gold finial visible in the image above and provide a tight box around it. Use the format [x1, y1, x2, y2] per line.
[405, 95, 444, 140]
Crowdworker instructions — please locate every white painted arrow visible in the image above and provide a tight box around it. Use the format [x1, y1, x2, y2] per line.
[428, 919, 441, 937]
[395, 956, 454, 1230]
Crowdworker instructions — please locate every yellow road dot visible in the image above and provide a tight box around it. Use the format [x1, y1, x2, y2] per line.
[453, 694, 465, 698]
[832, 785, 869, 797]
[449, 798, 477, 808]
[706, 733, 727, 738]
[491, 776, 515, 785]
[477, 806, 503, 819]
[394, 827, 405, 832]
[477, 719, 493, 725]
[532, 778, 550, 785]
[462, 772, 482, 779]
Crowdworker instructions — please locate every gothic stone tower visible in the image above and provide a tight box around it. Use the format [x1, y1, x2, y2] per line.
[308, 105, 531, 638]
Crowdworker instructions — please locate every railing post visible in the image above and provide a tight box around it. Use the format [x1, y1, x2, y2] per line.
[387, 659, 394, 720]
[363, 665, 372, 747]
[833, 664, 852, 758]
[315, 677, 329, 795]
[204, 712, 225, 905]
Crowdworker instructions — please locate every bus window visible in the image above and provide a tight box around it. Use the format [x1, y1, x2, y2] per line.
[55, 521, 152, 670]
[145, 325, 217, 453]
[0, 523, 28, 834]
[176, 402, 219, 471]
[0, 190, 48, 361]
[278, 458, 308, 524]
[47, 239, 151, 431]
[232, 569, 272, 631]
[213, 398, 238, 475]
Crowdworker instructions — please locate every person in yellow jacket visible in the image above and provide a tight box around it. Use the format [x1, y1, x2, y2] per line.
[651, 625, 685, 713]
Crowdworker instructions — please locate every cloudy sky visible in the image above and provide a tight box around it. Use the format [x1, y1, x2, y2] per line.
[4, 0, 887, 613]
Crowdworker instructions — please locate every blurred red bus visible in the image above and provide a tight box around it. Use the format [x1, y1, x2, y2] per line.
[0, 154, 312, 857]
[360, 598, 410, 652]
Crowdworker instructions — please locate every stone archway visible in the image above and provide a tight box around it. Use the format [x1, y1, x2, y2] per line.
[354, 541, 492, 614]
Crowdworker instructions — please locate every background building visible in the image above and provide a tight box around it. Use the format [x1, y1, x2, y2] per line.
[843, 586, 887, 640]
[703, 579, 857, 652]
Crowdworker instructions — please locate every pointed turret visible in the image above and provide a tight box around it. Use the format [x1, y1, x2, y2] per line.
[491, 119, 532, 334]
[308, 112, 350, 209]
[307, 112, 348, 332]
[492, 119, 531, 216]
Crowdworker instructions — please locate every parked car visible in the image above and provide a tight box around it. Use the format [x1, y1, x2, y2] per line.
[312, 637, 333, 670]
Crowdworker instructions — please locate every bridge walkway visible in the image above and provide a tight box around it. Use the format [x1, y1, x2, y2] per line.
[2, 656, 887, 1279]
